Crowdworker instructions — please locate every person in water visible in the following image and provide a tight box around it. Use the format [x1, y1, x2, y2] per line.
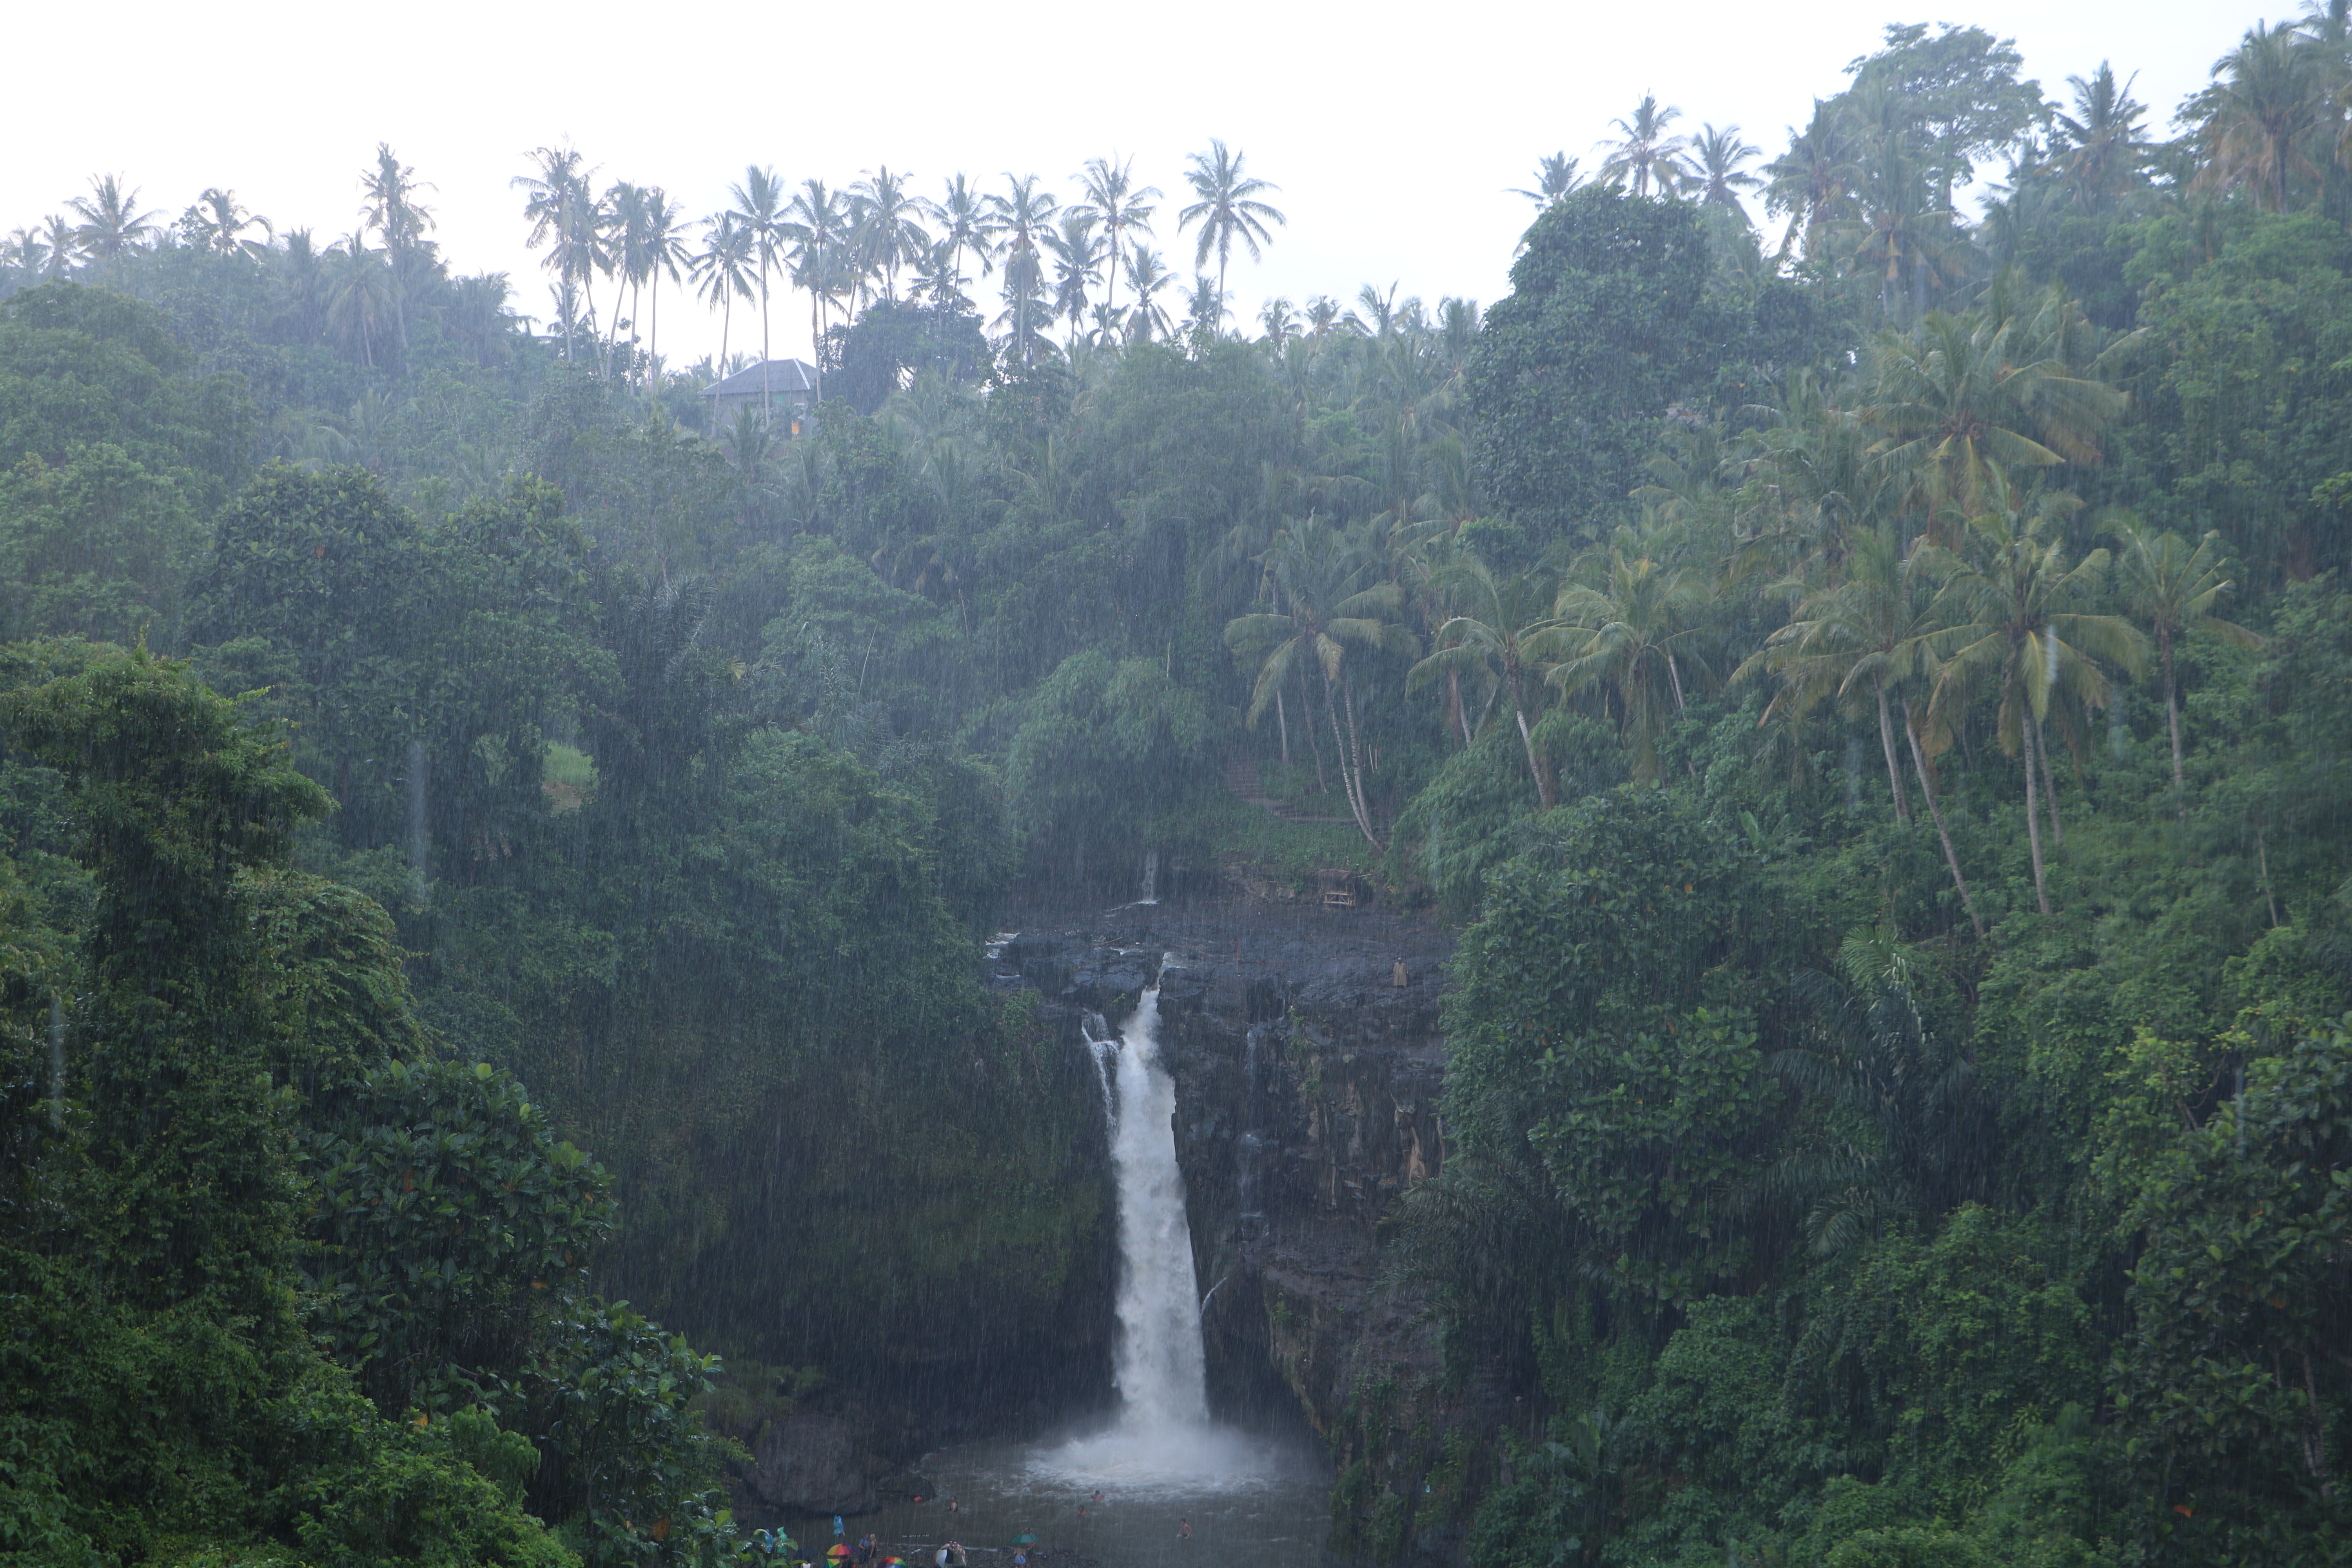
[1178, 1520, 1192, 1540]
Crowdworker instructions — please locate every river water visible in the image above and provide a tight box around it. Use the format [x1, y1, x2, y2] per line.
[851, 1427, 1334, 1568]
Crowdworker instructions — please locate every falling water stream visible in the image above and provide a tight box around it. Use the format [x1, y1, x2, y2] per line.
[857, 958, 1328, 1568]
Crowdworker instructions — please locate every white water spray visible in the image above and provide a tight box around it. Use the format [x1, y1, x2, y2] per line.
[1044, 960, 1274, 1491]
[1102, 975, 1205, 1424]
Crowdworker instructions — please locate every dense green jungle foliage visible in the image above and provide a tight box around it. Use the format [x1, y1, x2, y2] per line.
[5, 11, 2352, 1566]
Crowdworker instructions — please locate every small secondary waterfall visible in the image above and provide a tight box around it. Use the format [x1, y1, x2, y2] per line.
[1096, 973, 1206, 1425]
[1136, 849, 1160, 905]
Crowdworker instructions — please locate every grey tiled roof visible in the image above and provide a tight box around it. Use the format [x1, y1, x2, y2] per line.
[703, 358, 818, 397]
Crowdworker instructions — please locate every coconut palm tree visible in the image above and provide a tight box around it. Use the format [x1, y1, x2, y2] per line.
[356, 154, 445, 369]
[923, 174, 997, 303]
[1763, 100, 1860, 264]
[1510, 153, 1584, 208]
[1178, 140, 1284, 330]
[182, 189, 271, 258]
[985, 174, 1059, 367]
[67, 174, 159, 276]
[1121, 244, 1179, 344]
[728, 167, 789, 407]
[1688, 125, 1762, 223]
[325, 235, 399, 368]
[1225, 516, 1414, 848]
[515, 146, 599, 361]
[1835, 133, 1967, 321]
[1043, 212, 1105, 346]
[2194, 21, 2332, 211]
[605, 181, 653, 364]
[2045, 64, 2155, 213]
[1924, 484, 2147, 916]
[1073, 156, 1160, 343]
[1, 228, 47, 278]
[357, 145, 435, 364]
[852, 166, 929, 301]
[1548, 546, 1716, 784]
[2108, 519, 2266, 806]
[1258, 297, 1299, 347]
[39, 215, 76, 278]
[1864, 309, 2127, 537]
[1596, 96, 1694, 197]
[635, 188, 688, 392]
[1741, 525, 1939, 822]
[1409, 558, 1567, 805]
[691, 212, 758, 374]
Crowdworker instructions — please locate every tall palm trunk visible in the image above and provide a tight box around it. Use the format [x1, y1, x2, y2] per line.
[1510, 671, 1557, 808]
[1103, 219, 1121, 343]
[1904, 708, 1983, 939]
[1302, 669, 1328, 794]
[811, 291, 824, 401]
[1274, 687, 1290, 768]
[1330, 674, 1383, 849]
[1447, 669, 1469, 748]
[760, 270, 774, 417]
[1875, 677, 1911, 823]
[2160, 630, 2186, 817]
[2035, 716, 2064, 848]
[2021, 715, 2053, 916]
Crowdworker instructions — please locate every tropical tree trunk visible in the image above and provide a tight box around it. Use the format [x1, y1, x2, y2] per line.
[1331, 674, 1384, 849]
[1875, 677, 1911, 823]
[1905, 710, 1983, 939]
[1511, 674, 1557, 808]
[761, 275, 774, 417]
[1303, 671, 1328, 794]
[2021, 716, 2053, 916]
[1447, 669, 1469, 748]
[2035, 716, 2064, 848]
[1104, 220, 1121, 343]
[1274, 686, 1290, 768]
[2161, 632, 2186, 815]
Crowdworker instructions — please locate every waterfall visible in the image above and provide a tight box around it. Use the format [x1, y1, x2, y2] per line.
[1136, 849, 1160, 905]
[1096, 972, 1206, 1425]
[1040, 960, 1280, 1490]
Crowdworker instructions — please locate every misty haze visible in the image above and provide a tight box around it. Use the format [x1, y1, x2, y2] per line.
[4, 7, 2352, 1568]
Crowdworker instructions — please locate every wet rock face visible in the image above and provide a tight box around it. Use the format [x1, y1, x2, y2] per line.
[741, 1413, 894, 1516]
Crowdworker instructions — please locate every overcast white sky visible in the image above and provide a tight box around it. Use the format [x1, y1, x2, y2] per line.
[6, 0, 2265, 366]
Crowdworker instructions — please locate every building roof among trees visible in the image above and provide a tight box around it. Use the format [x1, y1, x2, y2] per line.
[702, 358, 818, 399]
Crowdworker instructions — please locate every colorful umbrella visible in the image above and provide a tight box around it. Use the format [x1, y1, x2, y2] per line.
[827, 1545, 854, 1559]
[1009, 1535, 1039, 1546]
